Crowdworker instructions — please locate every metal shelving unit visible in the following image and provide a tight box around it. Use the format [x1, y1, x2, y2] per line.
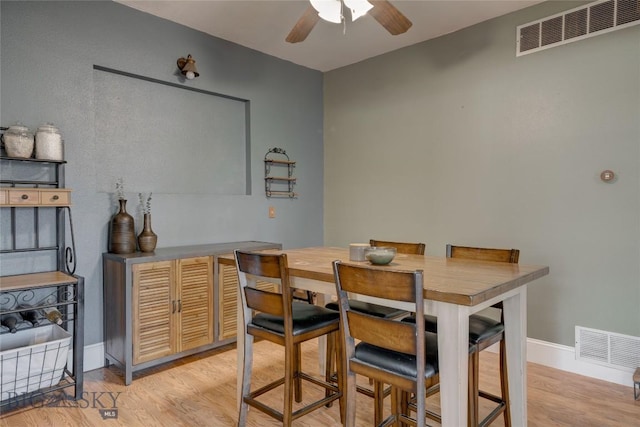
[0, 155, 84, 410]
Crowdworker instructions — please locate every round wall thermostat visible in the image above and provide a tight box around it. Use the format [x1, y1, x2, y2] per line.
[600, 170, 615, 182]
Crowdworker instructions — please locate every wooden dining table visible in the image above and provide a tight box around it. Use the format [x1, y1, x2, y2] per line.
[221, 246, 549, 426]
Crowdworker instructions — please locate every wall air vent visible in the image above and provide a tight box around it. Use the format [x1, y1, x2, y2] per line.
[517, 0, 640, 56]
[576, 326, 640, 371]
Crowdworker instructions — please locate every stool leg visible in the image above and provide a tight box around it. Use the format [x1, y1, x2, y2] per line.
[400, 389, 409, 427]
[499, 339, 511, 427]
[334, 331, 346, 424]
[325, 331, 336, 404]
[238, 333, 254, 427]
[345, 363, 358, 427]
[390, 386, 399, 427]
[374, 380, 385, 425]
[468, 352, 478, 427]
[283, 340, 296, 426]
[294, 343, 302, 403]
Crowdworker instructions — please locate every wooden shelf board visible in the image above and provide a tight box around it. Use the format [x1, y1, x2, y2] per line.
[265, 177, 296, 181]
[0, 156, 66, 164]
[265, 159, 295, 165]
[0, 271, 78, 292]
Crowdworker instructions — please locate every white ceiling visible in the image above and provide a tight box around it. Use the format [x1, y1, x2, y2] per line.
[116, 0, 542, 72]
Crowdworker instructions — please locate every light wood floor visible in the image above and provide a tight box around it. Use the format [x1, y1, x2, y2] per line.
[1, 340, 639, 426]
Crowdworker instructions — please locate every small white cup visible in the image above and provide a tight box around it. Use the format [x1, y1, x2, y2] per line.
[349, 243, 370, 262]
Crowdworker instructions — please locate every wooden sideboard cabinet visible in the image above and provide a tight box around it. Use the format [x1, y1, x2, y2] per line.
[103, 241, 280, 384]
[132, 257, 213, 364]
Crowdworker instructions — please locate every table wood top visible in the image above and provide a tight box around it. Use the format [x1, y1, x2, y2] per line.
[219, 246, 549, 306]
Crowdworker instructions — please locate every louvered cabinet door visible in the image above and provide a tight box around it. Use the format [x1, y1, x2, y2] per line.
[218, 259, 277, 341]
[218, 262, 239, 341]
[132, 261, 176, 365]
[176, 256, 214, 352]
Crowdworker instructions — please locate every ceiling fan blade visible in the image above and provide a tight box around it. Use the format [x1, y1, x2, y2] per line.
[369, 0, 412, 35]
[286, 5, 320, 43]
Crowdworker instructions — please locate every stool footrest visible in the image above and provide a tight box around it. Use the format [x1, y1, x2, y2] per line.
[245, 373, 342, 422]
[328, 372, 392, 398]
[478, 390, 507, 427]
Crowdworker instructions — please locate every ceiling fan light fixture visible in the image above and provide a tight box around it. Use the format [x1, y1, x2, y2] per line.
[310, 0, 342, 24]
[286, 0, 412, 44]
[343, 0, 373, 21]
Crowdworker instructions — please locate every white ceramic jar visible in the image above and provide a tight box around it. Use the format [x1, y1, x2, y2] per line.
[3, 123, 34, 158]
[35, 123, 63, 161]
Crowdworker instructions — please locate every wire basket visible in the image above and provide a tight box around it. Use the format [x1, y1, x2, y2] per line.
[1, 324, 71, 401]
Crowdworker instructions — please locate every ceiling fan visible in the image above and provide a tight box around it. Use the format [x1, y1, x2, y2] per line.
[286, 0, 412, 43]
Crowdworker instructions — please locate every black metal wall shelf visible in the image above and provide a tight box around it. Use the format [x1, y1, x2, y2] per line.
[264, 148, 297, 198]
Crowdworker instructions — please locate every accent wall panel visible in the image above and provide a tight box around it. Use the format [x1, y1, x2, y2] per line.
[93, 66, 249, 195]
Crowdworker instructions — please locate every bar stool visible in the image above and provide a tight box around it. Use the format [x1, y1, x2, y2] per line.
[404, 244, 519, 426]
[333, 260, 440, 427]
[324, 239, 425, 424]
[234, 250, 343, 426]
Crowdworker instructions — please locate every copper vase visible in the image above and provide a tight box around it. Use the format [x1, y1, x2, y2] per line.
[138, 213, 158, 252]
[109, 199, 136, 254]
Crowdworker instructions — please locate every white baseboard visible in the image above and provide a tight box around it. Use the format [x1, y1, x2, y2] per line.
[525, 337, 634, 387]
[82, 338, 635, 387]
[484, 338, 635, 387]
[83, 342, 106, 372]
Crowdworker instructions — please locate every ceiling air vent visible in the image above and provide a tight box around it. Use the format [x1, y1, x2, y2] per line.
[516, 0, 640, 56]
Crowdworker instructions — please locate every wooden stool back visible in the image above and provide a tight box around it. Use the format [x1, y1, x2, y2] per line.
[370, 239, 426, 255]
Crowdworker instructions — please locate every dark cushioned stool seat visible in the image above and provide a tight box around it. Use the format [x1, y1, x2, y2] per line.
[355, 331, 439, 379]
[253, 301, 340, 335]
[403, 314, 504, 345]
[325, 300, 407, 319]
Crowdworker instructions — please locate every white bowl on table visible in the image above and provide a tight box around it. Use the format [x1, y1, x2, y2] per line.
[364, 246, 397, 265]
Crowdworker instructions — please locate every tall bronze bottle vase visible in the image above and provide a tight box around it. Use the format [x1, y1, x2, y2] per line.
[138, 213, 158, 253]
[109, 199, 137, 254]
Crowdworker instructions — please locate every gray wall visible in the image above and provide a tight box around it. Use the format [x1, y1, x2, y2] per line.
[3, 0, 638, 351]
[1, 1, 325, 345]
[324, 1, 640, 346]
